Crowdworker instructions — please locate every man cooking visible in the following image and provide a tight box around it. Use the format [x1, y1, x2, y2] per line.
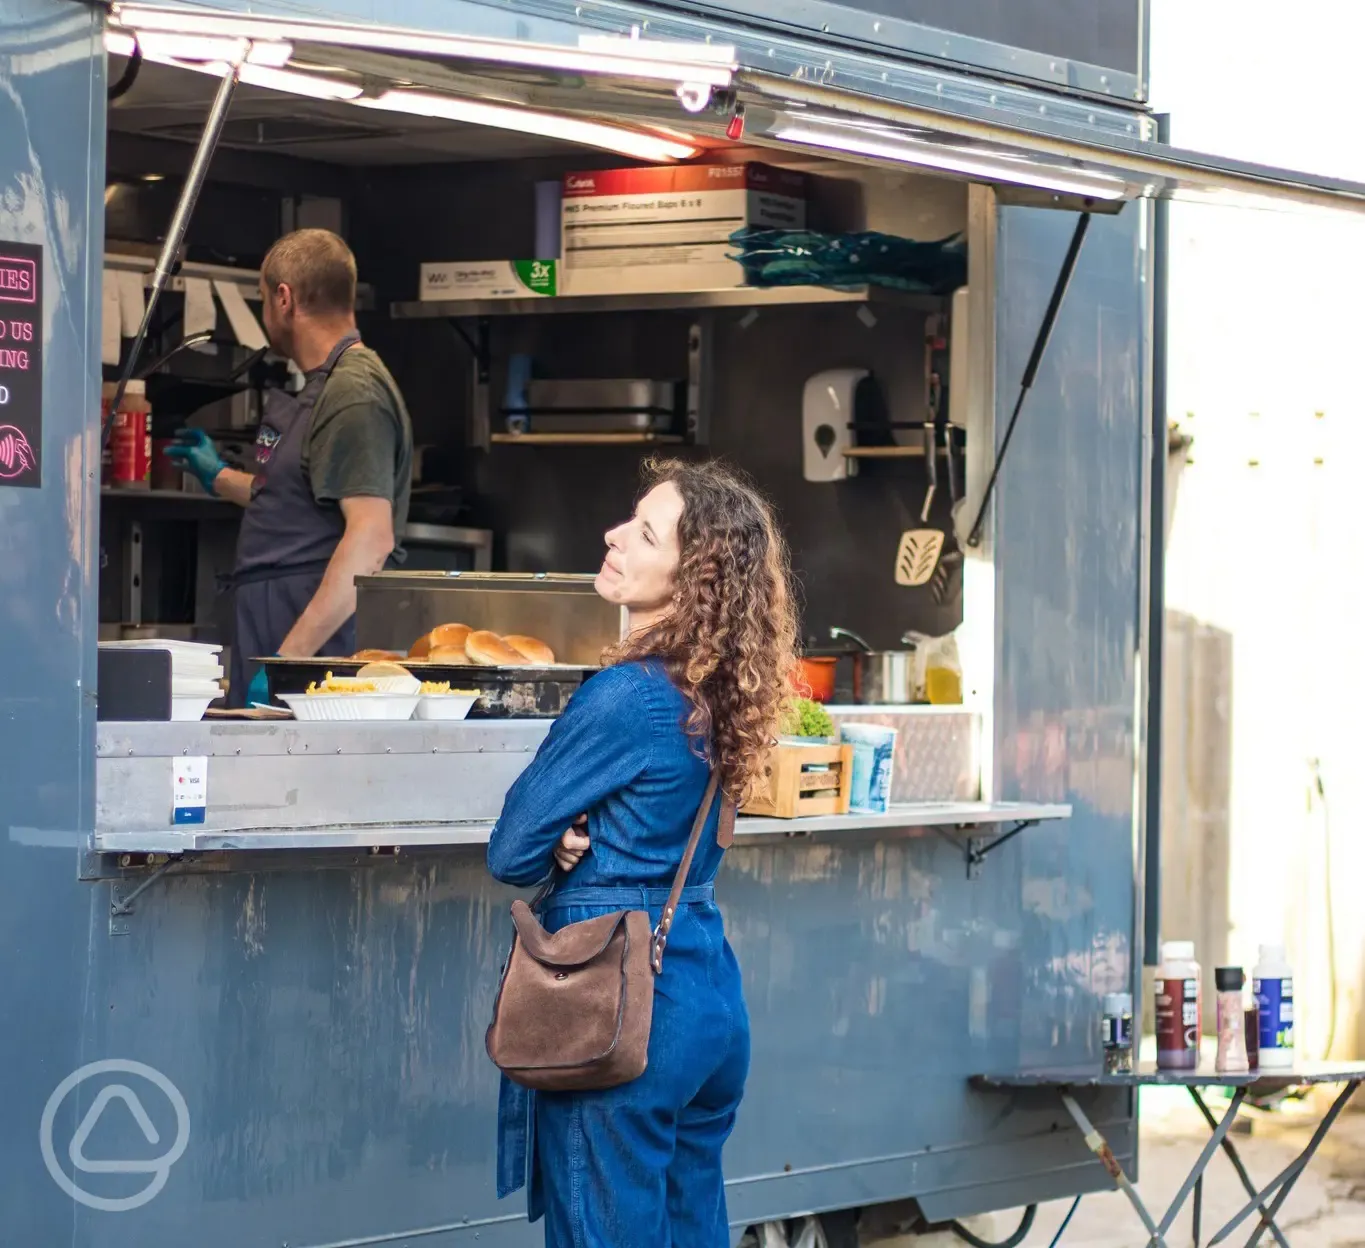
[166, 228, 413, 708]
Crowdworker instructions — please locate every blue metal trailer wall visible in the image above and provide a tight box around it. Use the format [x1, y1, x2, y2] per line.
[1, 6, 1146, 1247]
[679, 0, 1149, 101]
[937, 201, 1147, 1216]
[0, 0, 104, 1242]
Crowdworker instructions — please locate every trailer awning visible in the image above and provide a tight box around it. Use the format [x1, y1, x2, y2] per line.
[735, 73, 1365, 217]
[105, 1, 1365, 218]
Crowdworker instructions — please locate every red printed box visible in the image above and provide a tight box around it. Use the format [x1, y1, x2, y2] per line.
[560, 162, 808, 296]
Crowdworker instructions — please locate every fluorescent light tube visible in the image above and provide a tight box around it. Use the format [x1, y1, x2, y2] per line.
[103, 29, 292, 67]
[239, 64, 362, 100]
[356, 90, 698, 162]
[156, 56, 365, 101]
[133, 31, 246, 63]
[775, 123, 1129, 201]
[111, 7, 734, 86]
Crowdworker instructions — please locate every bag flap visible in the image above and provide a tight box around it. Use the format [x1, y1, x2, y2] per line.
[510, 900, 628, 968]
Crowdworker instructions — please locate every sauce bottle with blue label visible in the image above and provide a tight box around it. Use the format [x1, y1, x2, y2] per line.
[1253, 944, 1294, 1071]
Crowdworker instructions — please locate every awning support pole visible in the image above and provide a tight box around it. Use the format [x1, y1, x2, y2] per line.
[100, 53, 244, 451]
[966, 210, 1091, 548]
[1143, 115, 1171, 968]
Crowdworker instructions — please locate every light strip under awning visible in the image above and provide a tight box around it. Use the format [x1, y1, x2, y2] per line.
[354, 91, 698, 162]
[772, 122, 1129, 202]
[109, 4, 736, 88]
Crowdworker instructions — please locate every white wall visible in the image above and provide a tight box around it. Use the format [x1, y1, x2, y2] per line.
[1150, 0, 1365, 1057]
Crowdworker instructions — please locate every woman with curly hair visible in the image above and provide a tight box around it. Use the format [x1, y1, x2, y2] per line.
[487, 457, 797, 1246]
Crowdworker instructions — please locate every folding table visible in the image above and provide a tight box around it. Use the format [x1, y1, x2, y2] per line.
[971, 1062, 1365, 1247]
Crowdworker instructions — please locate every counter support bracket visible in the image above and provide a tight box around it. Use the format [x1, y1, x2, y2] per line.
[108, 858, 181, 936]
[933, 819, 1037, 879]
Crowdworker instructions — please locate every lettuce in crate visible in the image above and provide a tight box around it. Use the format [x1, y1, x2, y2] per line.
[780, 697, 835, 741]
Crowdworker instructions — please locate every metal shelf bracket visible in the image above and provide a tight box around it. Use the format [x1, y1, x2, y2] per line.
[933, 819, 1039, 879]
[107, 856, 180, 936]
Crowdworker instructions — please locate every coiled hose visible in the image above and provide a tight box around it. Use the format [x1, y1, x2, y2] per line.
[949, 1204, 1037, 1248]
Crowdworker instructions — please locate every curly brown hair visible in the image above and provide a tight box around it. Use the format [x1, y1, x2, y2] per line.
[604, 458, 797, 803]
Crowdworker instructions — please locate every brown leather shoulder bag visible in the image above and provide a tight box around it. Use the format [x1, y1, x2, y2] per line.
[486, 771, 734, 1092]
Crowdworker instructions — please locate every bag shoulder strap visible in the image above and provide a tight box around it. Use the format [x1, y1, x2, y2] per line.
[650, 769, 733, 972]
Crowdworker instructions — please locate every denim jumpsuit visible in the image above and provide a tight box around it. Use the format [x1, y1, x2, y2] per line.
[487, 660, 750, 1247]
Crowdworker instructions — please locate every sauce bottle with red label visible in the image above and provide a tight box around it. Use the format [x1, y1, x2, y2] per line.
[1155, 940, 1202, 1070]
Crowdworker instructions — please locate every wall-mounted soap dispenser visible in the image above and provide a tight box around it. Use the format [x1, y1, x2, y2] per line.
[802, 367, 873, 483]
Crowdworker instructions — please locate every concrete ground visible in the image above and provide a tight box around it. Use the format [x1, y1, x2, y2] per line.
[939, 1087, 1365, 1248]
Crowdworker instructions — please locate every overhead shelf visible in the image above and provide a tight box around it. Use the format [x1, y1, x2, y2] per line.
[489, 432, 684, 446]
[391, 285, 948, 320]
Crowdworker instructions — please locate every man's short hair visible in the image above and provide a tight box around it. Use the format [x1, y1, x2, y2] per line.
[261, 229, 357, 317]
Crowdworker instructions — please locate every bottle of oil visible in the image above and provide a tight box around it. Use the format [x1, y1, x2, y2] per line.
[925, 664, 962, 705]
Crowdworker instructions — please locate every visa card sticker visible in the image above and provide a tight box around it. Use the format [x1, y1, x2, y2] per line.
[172, 756, 208, 825]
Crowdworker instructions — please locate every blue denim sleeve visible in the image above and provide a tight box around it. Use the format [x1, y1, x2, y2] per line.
[486, 667, 653, 886]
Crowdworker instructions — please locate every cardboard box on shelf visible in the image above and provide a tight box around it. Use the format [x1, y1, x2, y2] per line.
[560, 163, 808, 296]
[418, 259, 557, 302]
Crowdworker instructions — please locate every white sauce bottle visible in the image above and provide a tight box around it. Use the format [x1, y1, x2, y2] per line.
[1253, 944, 1295, 1071]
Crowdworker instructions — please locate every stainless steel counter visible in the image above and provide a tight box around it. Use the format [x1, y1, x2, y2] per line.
[94, 720, 1068, 855]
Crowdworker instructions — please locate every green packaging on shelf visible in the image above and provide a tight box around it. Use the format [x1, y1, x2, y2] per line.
[418, 259, 557, 302]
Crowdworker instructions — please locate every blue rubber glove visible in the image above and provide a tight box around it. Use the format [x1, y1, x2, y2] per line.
[245, 666, 271, 707]
[164, 427, 226, 495]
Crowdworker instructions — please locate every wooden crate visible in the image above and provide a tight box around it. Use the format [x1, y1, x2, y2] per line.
[742, 743, 853, 819]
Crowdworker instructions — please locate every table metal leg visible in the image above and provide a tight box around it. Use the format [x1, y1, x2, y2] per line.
[1243, 1080, 1360, 1248]
[1060, 1092, 1168, 1248]
[1186, 1087, 1289, 1248]
[1208, 1080, 1360, 1247]
[1152, 1088, 1246, 1243]
[1192, 1175, 1201, 1248]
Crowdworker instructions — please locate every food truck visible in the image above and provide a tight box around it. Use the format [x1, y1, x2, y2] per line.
[4, 0, 1364, 1242]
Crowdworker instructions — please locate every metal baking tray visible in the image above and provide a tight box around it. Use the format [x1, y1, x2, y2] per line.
[505, 378, 683, 433]
[527, 378, 679, 411]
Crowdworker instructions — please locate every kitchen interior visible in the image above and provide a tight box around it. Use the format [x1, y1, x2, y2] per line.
[94, 22, 1017, 834]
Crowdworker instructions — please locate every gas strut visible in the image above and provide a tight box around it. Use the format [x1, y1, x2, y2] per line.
[966, 210, 1092, 549]
[100, 48, 243, 452]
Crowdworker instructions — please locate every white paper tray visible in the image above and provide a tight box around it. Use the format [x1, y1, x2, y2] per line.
[413, 694, 478, 721]
[171, 695, 217, 721]
[278, 693, 419, 721]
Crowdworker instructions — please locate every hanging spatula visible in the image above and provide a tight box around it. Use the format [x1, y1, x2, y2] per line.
[894, 318, 948, 588]
[894, 528, 945, 586]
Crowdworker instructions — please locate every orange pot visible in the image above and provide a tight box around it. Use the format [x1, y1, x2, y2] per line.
[792, 656, 837, 702]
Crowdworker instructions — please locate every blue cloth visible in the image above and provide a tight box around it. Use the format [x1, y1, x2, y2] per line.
[244, 666, 270, 707]
[487, 661, 749, 1245]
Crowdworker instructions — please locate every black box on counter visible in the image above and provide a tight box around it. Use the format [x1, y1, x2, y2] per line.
[97, 647, 172, 720]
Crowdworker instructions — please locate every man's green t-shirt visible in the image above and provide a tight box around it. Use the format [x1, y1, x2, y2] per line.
[302, 345, 413, 555]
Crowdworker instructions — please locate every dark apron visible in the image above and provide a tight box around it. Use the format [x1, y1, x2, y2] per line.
[228, 332, 360, 707]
